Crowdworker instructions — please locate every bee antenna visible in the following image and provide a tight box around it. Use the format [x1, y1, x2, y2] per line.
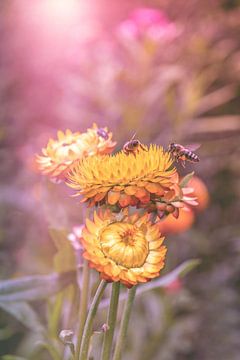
[130, 132, 137, 141]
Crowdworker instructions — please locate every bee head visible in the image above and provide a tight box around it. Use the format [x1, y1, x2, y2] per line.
[168, 143, 175, 151]
[97, 128, 109, 140]
[132, 140, 139, 147]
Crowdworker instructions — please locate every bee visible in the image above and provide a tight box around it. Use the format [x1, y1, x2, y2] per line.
[123, 133, 147, 156]
[168, 143, 200, 167]
[97, 128, 109, 140]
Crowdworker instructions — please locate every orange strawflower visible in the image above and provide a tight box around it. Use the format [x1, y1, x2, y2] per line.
[36, 124, 116, 180]
[81, 211, 167, 288]
[67, 145, 194, 217]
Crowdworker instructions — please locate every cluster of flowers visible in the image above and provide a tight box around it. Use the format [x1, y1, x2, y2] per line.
[37, 124, 201, 288]
[116, 7, 180, 43]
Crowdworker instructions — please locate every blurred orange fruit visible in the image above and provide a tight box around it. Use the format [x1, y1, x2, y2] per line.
[157, 207, 195, 235]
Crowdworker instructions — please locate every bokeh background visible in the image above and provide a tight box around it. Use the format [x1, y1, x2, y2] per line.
[1, 0, 240, 359]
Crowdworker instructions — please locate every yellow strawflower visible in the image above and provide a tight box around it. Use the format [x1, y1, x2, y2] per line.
[81, 211, 167, 287]
[67, 145, 190, 216]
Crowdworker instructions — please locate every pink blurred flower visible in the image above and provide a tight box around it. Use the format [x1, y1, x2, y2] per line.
[68, 225, 84, 251]
[117, 7, 180, 42]
[164, 278, 183, 294]
[131, 8, 171, 28]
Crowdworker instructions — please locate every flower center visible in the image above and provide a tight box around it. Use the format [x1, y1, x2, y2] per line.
[61, 141, 74, 147]
[55, 138, 80, 160]
[100, 223, 148, 268]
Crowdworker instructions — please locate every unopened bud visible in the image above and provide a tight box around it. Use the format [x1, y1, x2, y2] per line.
[166, 204, 174, 213]
[156, 202, 167, 211]
[101, 323, 110, 332]
[59, 329, 74, 344]
[157, 210, 165, 219]
[172, 207, 179, 219]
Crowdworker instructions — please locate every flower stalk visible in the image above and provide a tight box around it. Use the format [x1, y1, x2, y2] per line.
[79, 280, 107, 360]
[35, 122, 200, 360]
[113, 286, 137, 360]
[75, 259, 90, 360]
[101, 281, 121, 360]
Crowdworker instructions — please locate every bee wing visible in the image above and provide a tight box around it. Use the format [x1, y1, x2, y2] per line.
[185, 143, 201, 151]
[130, 132, 137, 141]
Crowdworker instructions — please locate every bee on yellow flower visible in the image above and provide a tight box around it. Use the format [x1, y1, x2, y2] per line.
[123, 133, 147, 156]
[66, 144, 196, 217]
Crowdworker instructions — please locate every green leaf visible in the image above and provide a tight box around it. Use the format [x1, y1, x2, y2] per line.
[177, 258, 201, 277]
[180, 171, 195, 188]
[48, 292, 64, 338]
[0, 271, 75, 302]
[1, 356, 28, 360]
[100, 259, 201, 309]
[0, 302, 45, 332]
[137, 259, 201, 296]
[49, 228, 76, 273]
[0, 326, 15, 341]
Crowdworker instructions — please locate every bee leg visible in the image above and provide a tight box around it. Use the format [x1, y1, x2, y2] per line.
[181, 160, 186, 168]
[140, 144, 147, 151]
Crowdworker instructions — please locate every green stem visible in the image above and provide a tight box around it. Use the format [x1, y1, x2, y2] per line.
[79, 280, 107, 360]
[48, 292, 64, 338]
[101, 282, 120, 360]
[75, 259, 90, 359]
[113, 286, 137, 360]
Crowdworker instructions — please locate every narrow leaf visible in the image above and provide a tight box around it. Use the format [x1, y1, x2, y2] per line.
[0, 326, 15, 341]
[1, 356, 28, 360]
[49, 228, 76, 273]
[137, 259, 201, 296]
[0, 271, 76, 302]
[180, 171, 195, 188]
[99, 259, 201, 309]
[48, 292, 64, 338]
[0, 302, 45, 332]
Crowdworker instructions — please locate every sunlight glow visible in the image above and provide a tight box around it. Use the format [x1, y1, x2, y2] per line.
[39, 0, 80, 30]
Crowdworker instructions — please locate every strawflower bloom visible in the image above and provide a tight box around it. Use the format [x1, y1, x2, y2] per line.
[36, 124, 116, 180]
[81, 211, 167, 287]
[67, 145, 196, 217]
